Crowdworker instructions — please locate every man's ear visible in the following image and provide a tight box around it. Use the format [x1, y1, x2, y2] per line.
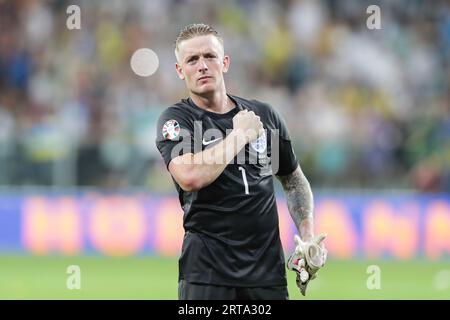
[222, 55, 230, 73]
[175, 63, 185, 80]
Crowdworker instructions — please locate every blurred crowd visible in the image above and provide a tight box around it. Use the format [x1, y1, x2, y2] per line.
[0, 0, 449, 192]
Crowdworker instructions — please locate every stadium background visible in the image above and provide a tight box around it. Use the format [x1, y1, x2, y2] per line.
[0, 0, 449, 299]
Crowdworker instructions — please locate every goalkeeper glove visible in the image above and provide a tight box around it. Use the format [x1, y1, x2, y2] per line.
[287, 233, 327, 296]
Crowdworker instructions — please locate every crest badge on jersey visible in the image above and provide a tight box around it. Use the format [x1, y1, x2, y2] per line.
[251, 131, 267, 153]
[162, 119, 180, 140]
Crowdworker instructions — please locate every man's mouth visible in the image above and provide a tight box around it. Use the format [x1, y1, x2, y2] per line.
[198, 76, 212, 82]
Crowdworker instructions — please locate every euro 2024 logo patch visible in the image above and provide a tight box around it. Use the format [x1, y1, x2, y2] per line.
[162, 119, 180, 140]
[251, 130, 267, 153]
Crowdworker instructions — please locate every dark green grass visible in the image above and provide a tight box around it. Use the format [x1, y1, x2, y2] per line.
[0, 256, 449, 299]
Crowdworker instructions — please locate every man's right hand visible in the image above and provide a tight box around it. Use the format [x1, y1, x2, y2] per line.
[232, 110, 263, 143]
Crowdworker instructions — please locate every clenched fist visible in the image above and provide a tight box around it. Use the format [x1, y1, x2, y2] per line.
[232, 110, 263, 143]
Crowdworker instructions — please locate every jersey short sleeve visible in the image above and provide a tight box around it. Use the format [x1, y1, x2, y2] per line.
[155, 106, 195, 168]
[267, 105, 299, 176]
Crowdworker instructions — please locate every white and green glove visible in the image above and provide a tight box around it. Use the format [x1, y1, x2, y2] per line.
[287, 233, 327, 296]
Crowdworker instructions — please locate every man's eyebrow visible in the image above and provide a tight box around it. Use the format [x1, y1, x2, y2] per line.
[184, 54, 198, 61]
[185, 51, 218, 61]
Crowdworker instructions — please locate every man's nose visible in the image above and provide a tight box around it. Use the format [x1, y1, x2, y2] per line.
[198, 57, 208, 72]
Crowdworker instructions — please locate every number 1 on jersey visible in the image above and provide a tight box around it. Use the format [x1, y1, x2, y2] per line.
[238, 167, 249, 195]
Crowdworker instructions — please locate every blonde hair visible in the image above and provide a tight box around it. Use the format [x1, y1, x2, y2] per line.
[175, 23, 223, 61]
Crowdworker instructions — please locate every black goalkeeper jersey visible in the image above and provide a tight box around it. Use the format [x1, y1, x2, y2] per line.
[155, 94, 298, 287]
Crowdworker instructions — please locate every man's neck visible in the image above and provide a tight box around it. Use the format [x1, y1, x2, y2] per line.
[190, 90, 235, 114]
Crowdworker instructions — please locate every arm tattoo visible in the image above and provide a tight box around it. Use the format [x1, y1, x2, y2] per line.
[277, 166, 314, 231]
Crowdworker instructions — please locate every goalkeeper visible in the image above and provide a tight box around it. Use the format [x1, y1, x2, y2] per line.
[156, 23, 327, 300]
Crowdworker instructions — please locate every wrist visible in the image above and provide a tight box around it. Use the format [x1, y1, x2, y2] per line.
[299, 218, 314, 242]
[229, 129, 249, 149]
[300, 232, 313, 243]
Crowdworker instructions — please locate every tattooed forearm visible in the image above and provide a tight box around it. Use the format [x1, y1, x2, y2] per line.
[278, 165, 314, 240]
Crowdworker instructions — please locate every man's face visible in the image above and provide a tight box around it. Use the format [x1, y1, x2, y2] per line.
[175, 35, 230, 96]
